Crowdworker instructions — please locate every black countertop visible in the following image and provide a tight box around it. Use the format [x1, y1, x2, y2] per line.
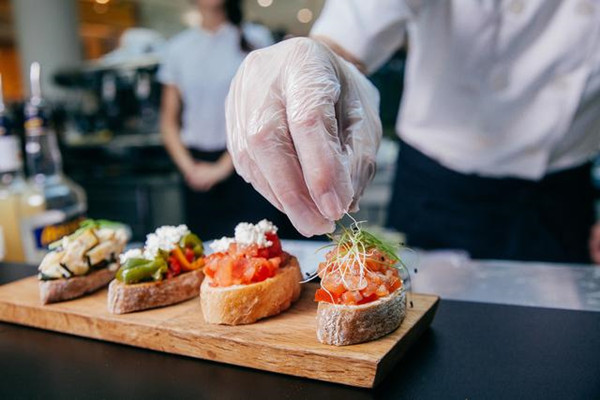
[0, 263, 598, 399]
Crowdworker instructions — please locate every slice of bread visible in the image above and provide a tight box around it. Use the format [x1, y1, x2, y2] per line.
[107, 268, 204, 314]
[201, 256, 302, 325]
[316, 288, 406, 346]
[39, 264, 117, 305]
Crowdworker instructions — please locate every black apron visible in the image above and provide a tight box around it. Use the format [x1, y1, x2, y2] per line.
[386, 140, 596, 263]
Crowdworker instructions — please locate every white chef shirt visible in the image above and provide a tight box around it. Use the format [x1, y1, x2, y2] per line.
[158, 23, 273, 151]
[312, 0, 600, 179]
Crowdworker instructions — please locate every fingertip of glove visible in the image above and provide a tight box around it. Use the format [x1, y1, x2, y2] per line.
[319, 191, 347, 221]
[294, 218, 335, 238]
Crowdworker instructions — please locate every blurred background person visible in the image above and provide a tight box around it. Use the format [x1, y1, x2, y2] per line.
[159, 0, 285, 239]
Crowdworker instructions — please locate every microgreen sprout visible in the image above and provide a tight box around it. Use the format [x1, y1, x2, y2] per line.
[304, 214, 412, 304]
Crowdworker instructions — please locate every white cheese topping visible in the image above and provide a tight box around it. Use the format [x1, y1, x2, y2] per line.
[209, 220, 278, 253]
[209, 237, 236, 253]
[256, 219, 278, 234]
[119, 248, 144, 264]
[118, 225, 189, 263]
[143, 224, 189, 259]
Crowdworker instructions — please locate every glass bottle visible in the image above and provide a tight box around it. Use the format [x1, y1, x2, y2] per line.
[0, 73, 45, 262]
[20, 62, 87, 263]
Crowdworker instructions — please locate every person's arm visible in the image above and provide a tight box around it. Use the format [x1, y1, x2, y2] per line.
[160, 84, 195, 177]
[310, 0, 413, 74]
[215, 152, 234, 174]
[161, 84, 234, 191]
[195, 151, 235, 191]
[310, 36, 368, 74]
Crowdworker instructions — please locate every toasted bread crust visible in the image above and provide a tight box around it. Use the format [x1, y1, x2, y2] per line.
[39, 266, 117, 305]
[201, 257, 302, 325]
[107, 268, 204, 314]
[316, 289, 406, 346]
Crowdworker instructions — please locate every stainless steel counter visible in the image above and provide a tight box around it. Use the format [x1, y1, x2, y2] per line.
[282, 240, 600, 312]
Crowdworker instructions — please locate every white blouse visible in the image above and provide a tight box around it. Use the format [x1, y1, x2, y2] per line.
[312, 0, 600, 179]
[159, 23, 273, 152]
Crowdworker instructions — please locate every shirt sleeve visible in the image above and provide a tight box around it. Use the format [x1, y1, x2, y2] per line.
[157, 41, 177, 86]
[311, 0, 414, 73]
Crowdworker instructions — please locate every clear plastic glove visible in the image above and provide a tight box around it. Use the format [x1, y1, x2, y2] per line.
[226, 37, 382, 236]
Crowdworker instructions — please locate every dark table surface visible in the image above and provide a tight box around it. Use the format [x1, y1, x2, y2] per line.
[0, 263, 598, 400]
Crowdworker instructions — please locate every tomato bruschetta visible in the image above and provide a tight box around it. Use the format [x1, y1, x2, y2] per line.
[314, 223, 407, 346]
[201, 220, 302, 325]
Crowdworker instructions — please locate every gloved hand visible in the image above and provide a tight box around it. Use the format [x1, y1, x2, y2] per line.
[226, 37, 382, 236]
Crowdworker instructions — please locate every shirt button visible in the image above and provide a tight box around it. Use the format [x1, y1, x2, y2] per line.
[576, 1, 595, 15]
[508, 0, 525, 14]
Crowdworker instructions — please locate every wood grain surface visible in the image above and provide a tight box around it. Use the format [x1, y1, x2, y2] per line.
[0, 277, 439, 388]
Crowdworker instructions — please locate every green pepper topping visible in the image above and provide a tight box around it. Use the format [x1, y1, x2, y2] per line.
[121, 258, 151, 270]
[116, 258, 167, 284]
[179, 233, 204, 257]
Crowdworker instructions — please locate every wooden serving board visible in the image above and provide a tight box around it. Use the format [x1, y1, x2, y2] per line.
[0, 276, 439, 388]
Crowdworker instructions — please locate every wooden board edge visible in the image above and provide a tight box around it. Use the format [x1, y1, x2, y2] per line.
[0, 300, 379, 388]
[371, 295, 440, 387]
[158, 324, 379, 387]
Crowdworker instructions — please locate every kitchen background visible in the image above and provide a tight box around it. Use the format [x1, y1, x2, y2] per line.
[2, 0, 544, 243]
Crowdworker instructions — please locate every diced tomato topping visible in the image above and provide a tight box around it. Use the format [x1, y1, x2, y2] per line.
[388, 276, 401, 292]
[242, 263, 257, 282]
[167, 255, 182, 278]
[321, 274, 346, 297]
[253, 264, 272, 283]
[265, 232, 282, 258]
[204, 257, 216, 278]
[341, 290, 363, 305]
[256, 247, 270, 258]
[358, 293, 379, 305]
[375, 284, 390, 298]
[213, 258, 233, 287]
[203, 232, 287, 287]
[315, 248, 402, 305]
[315, 288, 337, 303]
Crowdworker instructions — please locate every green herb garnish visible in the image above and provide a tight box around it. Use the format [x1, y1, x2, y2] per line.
[303, 215, 406, 284]
[329, 222, 401, 262]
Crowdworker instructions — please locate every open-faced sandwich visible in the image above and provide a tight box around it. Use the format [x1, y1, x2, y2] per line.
[201, 220, 302, 325]
[314, 222, 407, 346]
[38, 219, 128, 304]
[108, 225, 204, 314]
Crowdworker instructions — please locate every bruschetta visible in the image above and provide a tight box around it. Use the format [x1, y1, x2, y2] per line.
[38, 219, 128, 304]
[201, 220, 302, 325]
[314, 223, 407, 346]
[108, 225, 204, 314]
